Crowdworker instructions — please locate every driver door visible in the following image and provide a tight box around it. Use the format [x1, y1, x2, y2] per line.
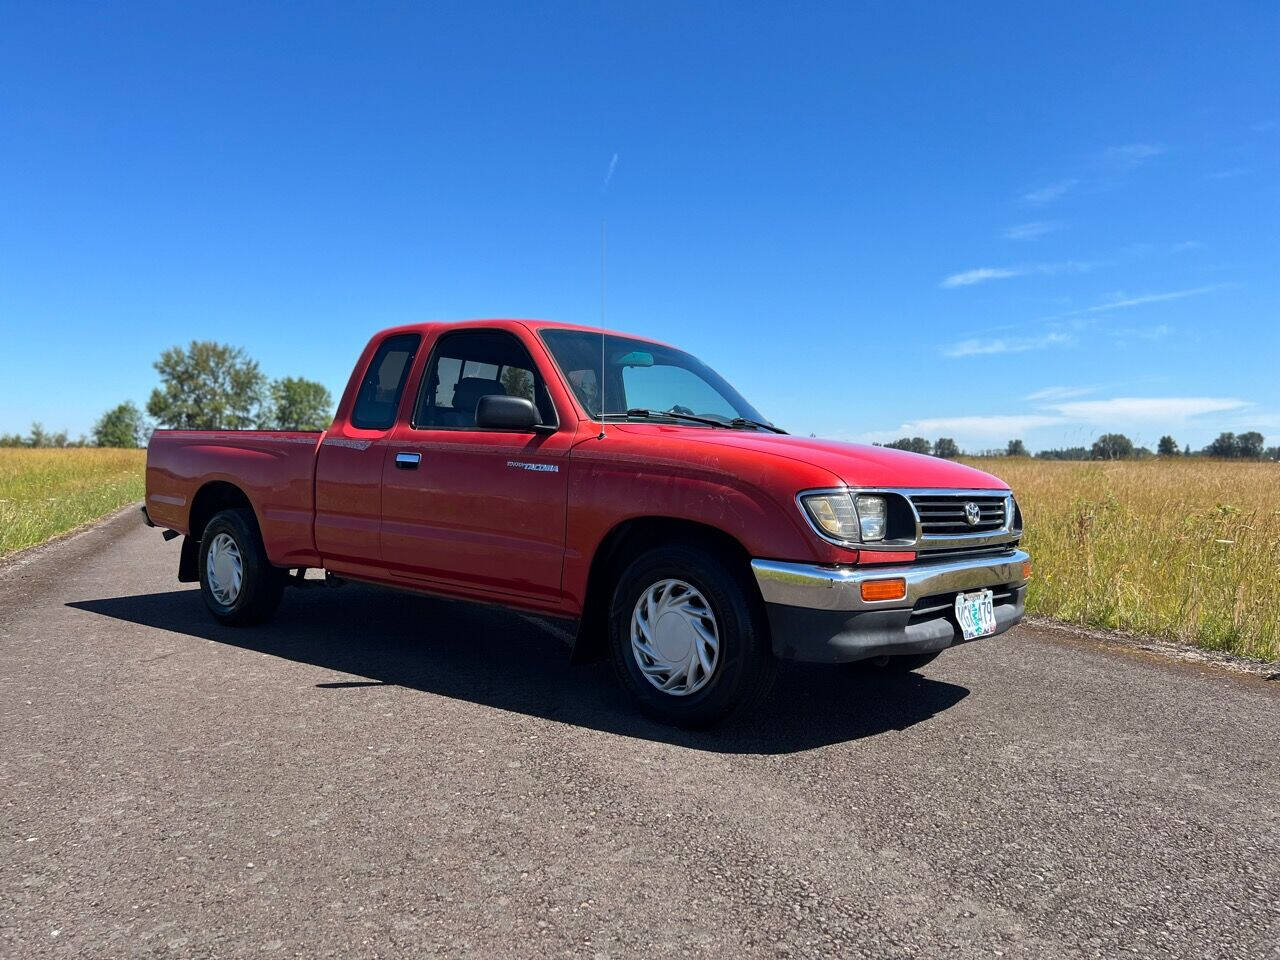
[378, 328, 573, 607]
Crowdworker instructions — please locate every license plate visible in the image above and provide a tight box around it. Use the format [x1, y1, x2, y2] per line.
[954, 589, 997, 641]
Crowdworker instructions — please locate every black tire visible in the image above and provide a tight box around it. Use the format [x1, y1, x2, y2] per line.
[608, 543, 776, 727]
[859, 651, 942, 673]
[197, 508, 285, 625]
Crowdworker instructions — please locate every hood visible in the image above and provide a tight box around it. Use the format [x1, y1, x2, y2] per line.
[613, 424, 1009, 490]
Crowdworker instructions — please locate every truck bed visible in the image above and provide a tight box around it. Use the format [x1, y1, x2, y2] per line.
[145, 430, 324, 567]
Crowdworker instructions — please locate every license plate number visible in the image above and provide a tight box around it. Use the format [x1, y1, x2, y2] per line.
[954, 589, 997, 641]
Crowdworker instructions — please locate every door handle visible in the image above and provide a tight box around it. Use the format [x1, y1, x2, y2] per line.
[394, 452, 422, 470]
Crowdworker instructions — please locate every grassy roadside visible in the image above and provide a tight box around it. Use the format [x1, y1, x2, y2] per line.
[0, 448, 146, 559]
[972, 458, 1280, 662]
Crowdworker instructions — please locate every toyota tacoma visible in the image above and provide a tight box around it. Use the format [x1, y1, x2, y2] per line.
[144, 319, 1030, 725]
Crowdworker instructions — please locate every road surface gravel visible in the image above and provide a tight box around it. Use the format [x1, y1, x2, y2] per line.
[2, 508, 1277, 958]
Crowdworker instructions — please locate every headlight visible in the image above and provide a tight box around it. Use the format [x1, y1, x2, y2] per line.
[800, 493, 859, 541]
[854, 495, 887, 541]
[800, 492, 887, 543]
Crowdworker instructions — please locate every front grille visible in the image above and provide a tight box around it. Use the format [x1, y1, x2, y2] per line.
[910, 494, 1006, 535]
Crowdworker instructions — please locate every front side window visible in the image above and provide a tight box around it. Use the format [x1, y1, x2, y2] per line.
[351, 333, 420, 429]
[539, 329, 767, 425]
[413, 330, 557, 429]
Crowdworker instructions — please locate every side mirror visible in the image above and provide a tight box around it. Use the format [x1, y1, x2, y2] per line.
[475, 395, 542, 431]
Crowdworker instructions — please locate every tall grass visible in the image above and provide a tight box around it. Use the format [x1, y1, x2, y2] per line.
[973, 458, 1280, 661]
[0, 448, 146, 558]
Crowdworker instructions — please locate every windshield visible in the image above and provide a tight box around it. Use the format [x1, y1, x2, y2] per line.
[539, 329, 770, 426]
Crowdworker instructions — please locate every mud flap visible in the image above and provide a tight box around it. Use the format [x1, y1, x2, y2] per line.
[178, 535, 200, 583]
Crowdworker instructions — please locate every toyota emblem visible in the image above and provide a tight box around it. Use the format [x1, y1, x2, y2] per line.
[964, 502, 982, 525]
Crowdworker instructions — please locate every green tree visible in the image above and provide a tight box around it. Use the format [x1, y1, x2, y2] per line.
[1157, 435, 1179, 457]
[147, 341, 266, 430]
[262, 377, 334, 431]
[1006, 438, 1028, 457]
[1237, 431, 1265, 459]
[93, 401, 147, 448]
[886, 437, 931, 454]
[1204, 432, 1238, 458]
[932, 437, 960, 459]
[27, 422, 51, 448]
[1091, 433, 1134, 460]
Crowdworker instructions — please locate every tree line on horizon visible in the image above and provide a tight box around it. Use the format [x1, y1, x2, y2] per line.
[0, 341, 334, 449]
[875, 431, 1279, 461]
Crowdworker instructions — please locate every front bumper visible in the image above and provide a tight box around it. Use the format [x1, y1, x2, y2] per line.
[752, 549, 1030, 663]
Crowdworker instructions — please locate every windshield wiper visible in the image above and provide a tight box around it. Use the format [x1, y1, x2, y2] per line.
[603, 408, 731, 429]
[729, 417, 787, 435]
[604, 408, 787, 434]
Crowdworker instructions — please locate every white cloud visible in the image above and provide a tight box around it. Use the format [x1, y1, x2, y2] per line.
[1003, 221, 1061, 241]
[940, 267, 1022, 288]
[1049, 397, 1248, 422]
[940, 259, 1099, 289]
[1123, 240, 1204, 257]
[1102, 143, 1165, 170]
[891, 414, 1065, 439]
[944, 331, 1073, 357]
[1109, 323, 1172, 343]
[603, 153, 619, 189]
[1058, 284, 1223, 317]
[1025, 385, 1099, 401]
[1023, 179, 1078, 204]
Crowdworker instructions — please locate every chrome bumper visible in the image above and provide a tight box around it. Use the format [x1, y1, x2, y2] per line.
[751, 549, 1031, 612]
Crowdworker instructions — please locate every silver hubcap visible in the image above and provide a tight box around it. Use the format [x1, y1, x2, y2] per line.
[630, 579, 720, 697]
[206, 532, 244, 606]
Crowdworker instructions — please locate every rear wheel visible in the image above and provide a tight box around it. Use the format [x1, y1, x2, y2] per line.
[608, 543, 775, 727]
[197, 508, 285, 625]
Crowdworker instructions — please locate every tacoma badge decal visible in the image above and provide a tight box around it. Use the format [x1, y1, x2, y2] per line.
[507, 460, 559, 473]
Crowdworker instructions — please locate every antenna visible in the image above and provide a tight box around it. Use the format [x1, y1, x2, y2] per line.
[598, 218, 607, 439]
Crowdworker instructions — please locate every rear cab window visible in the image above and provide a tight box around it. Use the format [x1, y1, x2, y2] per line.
[351, 333, 420, 429]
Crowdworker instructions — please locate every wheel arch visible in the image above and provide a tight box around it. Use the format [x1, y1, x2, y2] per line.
[179, 481, 259, 583]
[571, 515, 757, 663]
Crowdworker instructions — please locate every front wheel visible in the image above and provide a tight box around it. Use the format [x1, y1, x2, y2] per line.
[197, 508, 285, 625]
[608, 544, 776, 727]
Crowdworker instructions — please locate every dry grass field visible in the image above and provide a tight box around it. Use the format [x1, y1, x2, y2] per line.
[2, 448, 1276, 661]
[974, 458, 1280, 662]
[0, 448, 146, 559]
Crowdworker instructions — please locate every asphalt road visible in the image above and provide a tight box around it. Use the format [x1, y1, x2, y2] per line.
[2, 509, 1278, 959]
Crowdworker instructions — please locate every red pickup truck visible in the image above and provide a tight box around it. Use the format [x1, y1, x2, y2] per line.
[144, 319, 1029, 725]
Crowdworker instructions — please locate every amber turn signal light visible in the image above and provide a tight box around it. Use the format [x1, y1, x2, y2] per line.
[1021, 560, 1033, 580]
[860, 578, 907, 602]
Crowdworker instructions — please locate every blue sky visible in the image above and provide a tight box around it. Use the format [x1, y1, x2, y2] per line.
[2, 2, 1276, 451]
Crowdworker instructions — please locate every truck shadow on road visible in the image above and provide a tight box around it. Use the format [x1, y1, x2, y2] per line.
[68, 584, 969, 755]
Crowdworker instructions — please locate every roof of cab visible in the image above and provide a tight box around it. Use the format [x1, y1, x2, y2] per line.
[368, 318, 673, 348]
